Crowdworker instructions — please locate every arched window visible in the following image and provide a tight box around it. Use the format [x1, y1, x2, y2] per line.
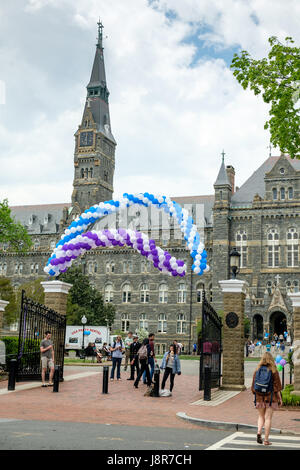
[104, 284, 114, 303]
[85, 168, 88, 178]
[196, 283, 205, 303]
[267, 229, 279, 267]
[272, 188, 277, 200]
[288, 187, 293, 199]
[266, 281, 273, 295]
[177, 283, 187, 303]
[158, 314, 167, 333]
[50, 240, 56, 251]
[236, 230, 247, 267]
[35, 264, 39, 274]
[121, 313, 130, 332]
[280, 187, 285, 200]
[139, 313, 148, 330]
[122, 283, 131, 303]
[81, 168, 84, 178]
[123, 261, 133, 274]
[286, 280, 299, 293]
[140, 283, 149, 303]
[287, 228, 299, 267]
[106, 261, 115, 273]
[177, 314, 187, 334]
[141, 259, 150, 273]
[34, 239, 40, 251]
[89, 168, 93, 178]
[159, 284, 168, 303]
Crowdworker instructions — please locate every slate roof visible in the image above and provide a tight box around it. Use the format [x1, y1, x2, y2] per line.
[10, 203, 71, 235]
[231, 156, 300, 205]
[214, 158, 230, 186]
[172, 195, 215, 227]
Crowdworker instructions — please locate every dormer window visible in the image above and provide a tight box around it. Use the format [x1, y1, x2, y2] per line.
[29, 215, 34, 225]
[44, 214, 50, 224]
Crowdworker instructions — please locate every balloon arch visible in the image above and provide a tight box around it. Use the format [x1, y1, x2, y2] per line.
[44, 192, 209, 278]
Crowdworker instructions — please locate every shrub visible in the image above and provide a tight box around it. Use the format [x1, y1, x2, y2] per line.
[282, 384, 300, 407]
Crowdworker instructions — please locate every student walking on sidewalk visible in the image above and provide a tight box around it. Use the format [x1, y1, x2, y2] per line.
[110, 335, 124, 381]
[160, 344, 181, 394]
[251, 352, 283, 446]
[134, 338, 152, 389]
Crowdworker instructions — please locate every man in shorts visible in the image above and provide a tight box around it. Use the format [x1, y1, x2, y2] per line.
[40, 331, 55, 387]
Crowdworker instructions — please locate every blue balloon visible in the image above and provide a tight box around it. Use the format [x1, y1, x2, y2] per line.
[275, 355, 282, 363]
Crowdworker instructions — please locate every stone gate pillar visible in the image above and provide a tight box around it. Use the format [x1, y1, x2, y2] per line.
[0, 299, 9, 333]
[288, 293, 300, 396]
[219, 279, 248, 391]
[41, 281, 72, 316]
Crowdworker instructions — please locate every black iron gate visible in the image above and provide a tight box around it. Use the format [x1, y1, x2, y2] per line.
[199, 291, 222, 390]
[16, 290, 66, 382]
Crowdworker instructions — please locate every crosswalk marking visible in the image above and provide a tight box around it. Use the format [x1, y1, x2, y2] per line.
[206, 432, 300, 450]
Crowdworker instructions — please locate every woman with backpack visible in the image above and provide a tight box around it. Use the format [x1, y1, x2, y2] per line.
[160, 344, 181, 394]
[251, 352, 283, 446]
[133, 338, 152, 389]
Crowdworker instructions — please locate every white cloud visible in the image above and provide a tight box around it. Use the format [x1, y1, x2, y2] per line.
[0, 0, 299, 206]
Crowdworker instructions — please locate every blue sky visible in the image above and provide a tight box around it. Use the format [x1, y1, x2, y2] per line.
[0, 0, 299, 205]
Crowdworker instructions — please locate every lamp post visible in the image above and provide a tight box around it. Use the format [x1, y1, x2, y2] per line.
[229, 247, 241, 280]
[81, 314, 87, 351]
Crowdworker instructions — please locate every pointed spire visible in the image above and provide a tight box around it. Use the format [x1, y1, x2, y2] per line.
[214, 150, 230, 186]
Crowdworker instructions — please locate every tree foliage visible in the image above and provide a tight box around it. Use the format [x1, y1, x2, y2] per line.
[59, 265, 116, 326]
[231, 36, 300, 159]
[0, 278, 18, 326]
[16, 278, 45, 307]
[0, 199, 32, 252]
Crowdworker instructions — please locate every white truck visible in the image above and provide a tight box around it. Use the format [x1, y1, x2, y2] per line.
[65, 325, 110, 350]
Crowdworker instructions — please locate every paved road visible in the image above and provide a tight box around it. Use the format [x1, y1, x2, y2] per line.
[0, 418, 231, 450]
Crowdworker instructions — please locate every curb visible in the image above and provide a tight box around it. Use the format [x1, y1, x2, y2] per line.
[176, 412, 297, 435]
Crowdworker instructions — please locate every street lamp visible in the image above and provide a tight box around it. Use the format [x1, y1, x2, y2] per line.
[81, 314, 87, 351]
[229, 247, 241, 280]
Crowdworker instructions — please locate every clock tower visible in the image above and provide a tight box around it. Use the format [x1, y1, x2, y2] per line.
[72, 21, 116, 214]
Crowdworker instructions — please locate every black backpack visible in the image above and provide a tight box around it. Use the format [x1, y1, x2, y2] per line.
[254, 366, 273, 406]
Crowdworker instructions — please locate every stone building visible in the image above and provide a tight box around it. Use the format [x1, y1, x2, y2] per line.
[0, 23, 299, 351]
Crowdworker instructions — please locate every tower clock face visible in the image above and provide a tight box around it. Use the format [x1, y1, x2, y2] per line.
[80, 131, 94, 147]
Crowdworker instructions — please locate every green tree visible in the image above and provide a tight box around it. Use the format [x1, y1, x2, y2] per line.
[0, 199, 32, 252]
[0, 278, 18, 326]
[231, 36, 300, 159]
[59, 265, 116, 326]
[16, 278, 45, 307]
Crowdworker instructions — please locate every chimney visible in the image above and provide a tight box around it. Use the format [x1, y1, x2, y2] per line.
[226, 165, 235, 194]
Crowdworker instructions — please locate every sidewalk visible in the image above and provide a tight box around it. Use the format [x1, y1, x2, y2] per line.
[0, 366, 299, 434]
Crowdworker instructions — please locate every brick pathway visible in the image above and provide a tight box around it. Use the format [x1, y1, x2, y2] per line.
[0, 367, 299, 433]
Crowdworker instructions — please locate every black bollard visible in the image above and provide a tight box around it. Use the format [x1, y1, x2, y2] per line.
[153, 365, 160, 397]
[282, 366, 285, 390]
[204, 365, 211, 401]
[53, 365, 60, 392]
[8, 359, 17, 391]
[102, 365, 109, 394]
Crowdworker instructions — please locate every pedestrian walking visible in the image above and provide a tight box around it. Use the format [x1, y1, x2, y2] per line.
[134, 338, 152, 389]
[110, 335, 124, 381]
[160, 344, 181, 394]
[124, 331, 133, 371]
[127, 334, 141, 381]
[40, 331, 55, 387]
[143, 333, 156, 384]
[192, 343, 197, 356]
[252, 352, 283, 446]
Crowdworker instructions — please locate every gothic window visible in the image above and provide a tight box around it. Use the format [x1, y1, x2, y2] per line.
[123, 261, 133, 274]
[158, 313, 167, 333]
[140, 283, 149, 303]
[288, 187, 294, 199]
[141, 259, 150, 273]
[139, 313, 148, 330]
[106, 261, 115, 273]
[177, 314, 187, 334]
[81, 168, 84, 178]
[104, 284, 114, 303]
[89, 168, 93, 178]
[34, 239, 40, 251]
[287, 228, 299, 267]
[196, 283, 205, 303]
[122, 283, 131, 303]
[286, 280, 299, 293]
[272, 188, 277, 200]
[35, 264, 39, 274]
[50, 241, 56, 251]
[159, 284, 168, 303]
[85, 168, 89, 178]
[267, 229, 279, 267]
[280, 187, 285, 200]
[177, 283, 187, 303]
[236, 230, 247, 267]
[121, 313, 130, 332]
